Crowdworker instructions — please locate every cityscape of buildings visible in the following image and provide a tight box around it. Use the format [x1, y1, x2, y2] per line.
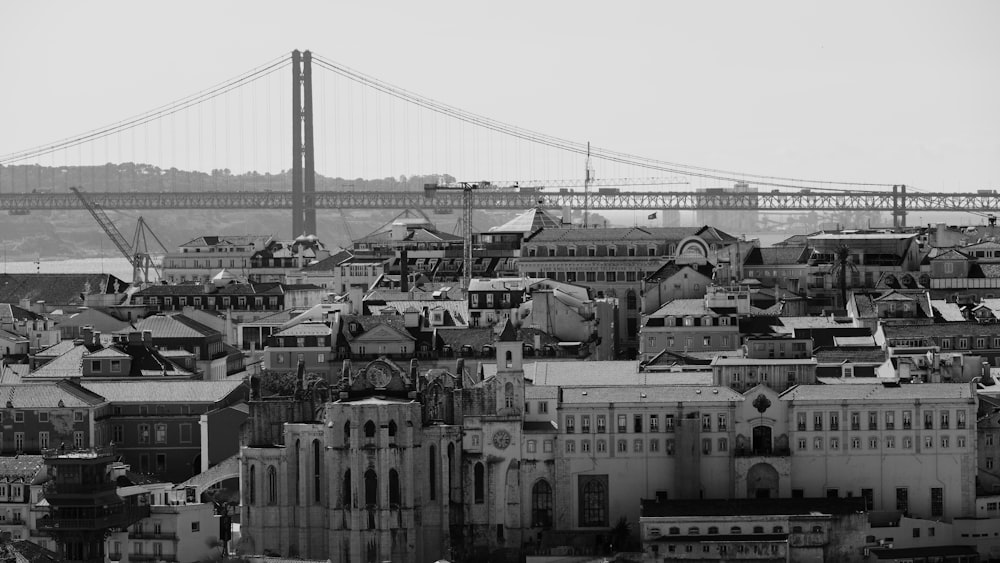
[2, 205, 1000, 563]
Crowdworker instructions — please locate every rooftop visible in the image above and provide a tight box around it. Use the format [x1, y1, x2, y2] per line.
[81, 380, 245, 403]
[641, 497, 866, 518]
[780, 382, 974, 402]
[561, 385, 742, 405]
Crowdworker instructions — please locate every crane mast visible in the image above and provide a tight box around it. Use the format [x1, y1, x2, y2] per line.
[70, 187, 168, 285]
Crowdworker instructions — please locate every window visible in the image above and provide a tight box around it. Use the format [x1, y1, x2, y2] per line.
[718, 438, 728, 452]
[702, 439, 712, 454]
[957, 410, 966, 429]
[886, 436, 895, 448]
[940, 411, 950, 429]
[617, 440, 627, 453]
[650, 439, 660, 452]
[582, 415, 591, 433]
[566, 416, 575, 434]
[830, 412, 839, 431]
[191, 522, 200, 533]
[543, 440, 553, 453]
[924, 436, 933, 449]
[596, 440, 607, 453]
[617, 414, 627, 433]
[813, 437, 822, 450]
[958, 436, 966, 448]
[179, 424, 192, 443]
[155, 424, 167, 443]
[830, 438, 840, 450]
[38, 431, 49, 450]
[267, 466, 277, 504]
[851, 412, 860, 430]
[797, 413, 806, 431]
[582, 440, 591, 453]
[527, 440, 537, 453]
[941, 436, 950, 448]
[798, 438, 807, 450]
[664, 415, 674, 432]
[702, 414, 712, 431]
[896, 488, 909, 512]
[74, 431, 84, 449]
[903, 410, 912, 429]
[649, 415, 659, 432]
[633, 439, 643, 453]
[596, 415, 606, 433]
[539, 401, 549, 414]
[814, 413, 823, 431]
[717, 414, 728, 431]
[579, 476, 608, 527]
[903, 436, 913, 449]
[634, 414, 643, 433]
[473, 463, 484, 504]
[931, 487, 943, 517]
[155, 453, 166, 473]
[566, 440, 575, 453]
[885, 411, 895, 429]
[851, 437, 861, 449]
[429, 446, 436, 500]
[868, 411, 878, 430]
[532, 480, 554, 528]
[869, 437, 878, 449]
[113, 425, 124, 443]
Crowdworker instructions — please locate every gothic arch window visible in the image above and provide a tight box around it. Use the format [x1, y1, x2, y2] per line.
[343, 421, 351, 446]
[389, 469, 401, 506]
[579, 476, 608, 527]
[429, 445, 437, 500]
[293, 439, 300, 505]
[248, 464, 256, 505]
[532, 479, 553, 528]
[474, 462, 485, 504]
[504, 382, 514, 408]
[364, 469, 378, 507]
[388, 420, 397, 439]
[364, 420, 376, 445]
[312, 439, 322, 503]
[342, 469, 351, 507]
[505, 350, 513, 368]
[267, 465, 277, 505]
[626, 290, 637, 311]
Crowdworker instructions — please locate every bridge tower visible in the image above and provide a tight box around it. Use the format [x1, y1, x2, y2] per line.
[892, 184, 907, 230]
[291, 50, 316, 238]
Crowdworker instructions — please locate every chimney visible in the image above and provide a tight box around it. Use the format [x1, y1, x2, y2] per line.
[128, 331, 142, 344]
[92, 331, 101, 347]
[250, 374, 261, 400]
[142, 330, 153, 345]
[400, 248, 409, 292]
[80, 326, 94, 344]
[391, 222, 406, 241]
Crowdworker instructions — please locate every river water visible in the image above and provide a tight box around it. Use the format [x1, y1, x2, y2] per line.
[1, 256, 135, 281]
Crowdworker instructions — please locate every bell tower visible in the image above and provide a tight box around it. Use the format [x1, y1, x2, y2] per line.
[494, 320, 524, 415]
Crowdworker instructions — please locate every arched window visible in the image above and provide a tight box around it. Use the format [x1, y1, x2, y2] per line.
[388, 420, 397, 438]
[687, 526, 700, 535]
[312, 439, 321, 503]
[772, 526, 784, 533]
[474, 463, 485, 504]
[248, 464, 256, 504]
[753, 526, 764, 533]
[364, 469, 378, 507]
[581, 478, 607, 527]
[341, 469, 352, 507]
[364, 420, 376, 438]
[429, 445, 436, 500]
[504, 382, 514, 408]
[447, 443, 457, 503]
[291, 440, 300, 505]
[343, 421, 351, 446]
[267, 465, 277, 505]
[505, 350, 513, 368]
[626, 290, 637, 310]
[730, 526, 742, 534]
[389, 469, 400, 506]
[668, 527, 680, 535]
[811, 525, 823, 533]
[531, 479, 553, 528]
[708, 526, 719, 534]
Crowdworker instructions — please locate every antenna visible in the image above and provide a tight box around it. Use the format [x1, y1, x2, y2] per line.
[584, 142, 594, 228]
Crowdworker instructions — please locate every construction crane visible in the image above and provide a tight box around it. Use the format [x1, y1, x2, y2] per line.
[70, 187, 170, 286]
[424, 182, 480, 290]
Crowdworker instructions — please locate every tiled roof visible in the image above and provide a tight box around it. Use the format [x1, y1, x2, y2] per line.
[641, 497, 866, 517]
[0, 454, 45, 481]
[648, 299, 710, 317]
[0, 273, 130, 306]
[481, 361, 711, 386]
[931, 300, 967, 322]
[438, 327, 558, 351]
[0, 302, 44, 322]
[562, 385, 742, 404]
[85, 347, 131, 359]
[743, 246, 810, 266]
[81, 380, 244, 403]
[527, 226, 698, 243]
[490, 207, 564, 234]
[355, 227, 462, 245]
[340, 314, 415, 343]
[930, 249, 969, 261]
[814, 347, 887, 364]
[135, 282, 311, 297]
[29, 344, 91, 378]
[274, 322, 332, 337]
[0, 380, 107, 408]
[123, 313, 219, 339]
[34, 339, 80, 358]
[883, 322, 1000, 339]
[712, 357, 816, 366]
[523, 420, 558, 433]
[780, 382, 973, 401]
[833, 336, 876, 347]
[178, 234, 271, 248]
[645, 261, 716, 282]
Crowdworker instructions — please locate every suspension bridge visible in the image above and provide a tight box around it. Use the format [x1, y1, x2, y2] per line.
[0, 50, 994, 233]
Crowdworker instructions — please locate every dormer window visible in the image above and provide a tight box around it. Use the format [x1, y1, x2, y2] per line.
[568, 247, 577, 257]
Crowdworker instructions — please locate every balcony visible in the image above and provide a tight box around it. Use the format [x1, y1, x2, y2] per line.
[130, 531, 179, 541]
[735, 447, 791, 458]
[36, 505, 150, 532]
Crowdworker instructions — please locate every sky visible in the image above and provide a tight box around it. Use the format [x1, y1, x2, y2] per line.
[0, 1, 998, 192]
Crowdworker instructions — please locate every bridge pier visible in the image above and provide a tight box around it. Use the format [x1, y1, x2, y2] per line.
[291, 50, 316, 238]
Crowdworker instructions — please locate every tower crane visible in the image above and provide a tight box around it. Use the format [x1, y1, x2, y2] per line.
[70, 187, 170, 286]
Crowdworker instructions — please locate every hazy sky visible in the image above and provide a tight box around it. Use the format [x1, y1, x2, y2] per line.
[1, 1, 998, 191]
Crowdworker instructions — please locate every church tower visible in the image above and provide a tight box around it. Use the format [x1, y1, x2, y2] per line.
[494, 320, 523, 416]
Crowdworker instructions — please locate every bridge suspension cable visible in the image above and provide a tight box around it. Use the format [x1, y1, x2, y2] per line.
[311, 52, 896, 191]
[0, 53, 290, 166]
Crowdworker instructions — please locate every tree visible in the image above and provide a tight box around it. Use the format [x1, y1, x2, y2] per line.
[827, 244, 858, 309]
[609, 515, 633, 552]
